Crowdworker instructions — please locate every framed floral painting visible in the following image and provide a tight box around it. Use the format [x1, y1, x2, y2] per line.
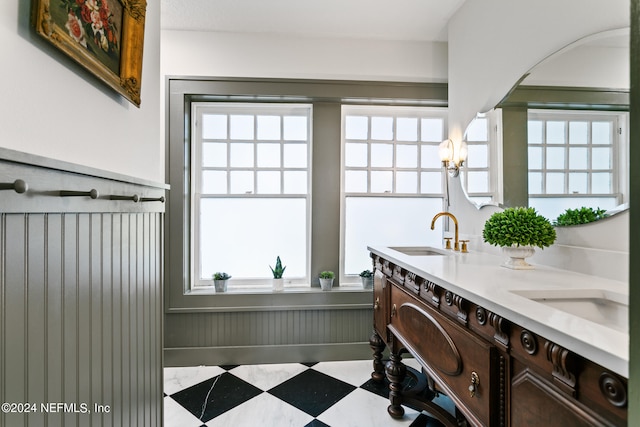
[32, 0, 147, 107]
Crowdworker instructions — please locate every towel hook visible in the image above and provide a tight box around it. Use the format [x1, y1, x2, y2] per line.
[59, 189, 99, 199]
[110, 194, 140, 202]
[139, 196, 165, 203]
[0, 179, 28, 194]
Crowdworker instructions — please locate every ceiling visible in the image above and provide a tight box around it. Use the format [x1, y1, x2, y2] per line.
[160, 0, 467, 42]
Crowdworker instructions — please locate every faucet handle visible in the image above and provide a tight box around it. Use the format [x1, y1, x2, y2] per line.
[443, 237, 452, 250]
[460, 240, 469, 253]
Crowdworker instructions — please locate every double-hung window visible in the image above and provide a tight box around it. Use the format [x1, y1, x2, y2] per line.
[527, 110, 627, 220]
[341, 106, 448, 281]
[191, 103, 312, 288]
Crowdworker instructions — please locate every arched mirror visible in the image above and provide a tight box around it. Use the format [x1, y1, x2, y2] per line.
[460, 28, 629, 223]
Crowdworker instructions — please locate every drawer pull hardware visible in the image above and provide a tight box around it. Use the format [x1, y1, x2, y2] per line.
[469, 371, 480, 398]
[60, 189, 99, 199]
[374, 297, 380, 310]
[0, 179, 28, 194]
[391, 304, 397, 317]
[140, 196, 165, 203]
[110, 194, 140, 202]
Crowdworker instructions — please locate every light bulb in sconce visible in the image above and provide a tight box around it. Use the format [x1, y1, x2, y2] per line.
[439, 139, 468, 177]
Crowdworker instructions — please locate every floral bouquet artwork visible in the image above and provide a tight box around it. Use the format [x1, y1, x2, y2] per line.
[61, 0, 122, 74]
[32, 0, 146, 106]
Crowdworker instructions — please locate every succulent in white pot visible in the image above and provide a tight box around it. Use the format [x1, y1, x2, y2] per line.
[213, 272, 231, 292]
[359, 270, 373, 289]
[319, 271, 335, 291]
[269, 256, 286, 291]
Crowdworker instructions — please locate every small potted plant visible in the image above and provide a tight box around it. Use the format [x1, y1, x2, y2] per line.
[269, 256, 286, 291]
[319, 271, 335, 291]
[359, 270, 373, 289]
[482, 207, 556, 270]
[213, 272, 231, 292]
[554, 207, 608, 226]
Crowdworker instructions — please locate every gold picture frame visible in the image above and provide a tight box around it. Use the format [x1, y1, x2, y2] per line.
[32, 0, 147, 107]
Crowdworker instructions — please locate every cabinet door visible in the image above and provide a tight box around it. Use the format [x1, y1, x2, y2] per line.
[511, 360, 624, 427]
[373, 270, 390, 341]
[389, 284, 502, 426]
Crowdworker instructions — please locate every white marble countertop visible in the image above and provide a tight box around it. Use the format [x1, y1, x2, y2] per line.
[368, 245, 629, 378]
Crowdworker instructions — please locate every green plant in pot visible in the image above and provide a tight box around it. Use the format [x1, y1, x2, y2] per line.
[269, 256, 286, 291]
[359, 269, 373, 289]
[482, 207, 556, 270]
[554, 207, 608, 226]
[213, 272, 231, 292]
[319, 270, 335, 291]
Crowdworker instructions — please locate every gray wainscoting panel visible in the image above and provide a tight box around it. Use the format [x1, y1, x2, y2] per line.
[164, 308, 373, 366]
[0, 150, 166, 427]
[166, 309, 371, 347]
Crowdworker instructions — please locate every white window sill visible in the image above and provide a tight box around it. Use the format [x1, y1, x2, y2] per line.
[188, 283, 369, 296]
[169, 283, 373, 313]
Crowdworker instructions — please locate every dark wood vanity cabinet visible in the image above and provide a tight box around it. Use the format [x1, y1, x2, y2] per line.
[509, 323, 627, 427]
[388, 284, 504, 426]
[370, 254, 628, 427]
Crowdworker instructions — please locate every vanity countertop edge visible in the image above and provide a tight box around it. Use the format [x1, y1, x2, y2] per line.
[368, 245, 628, 378]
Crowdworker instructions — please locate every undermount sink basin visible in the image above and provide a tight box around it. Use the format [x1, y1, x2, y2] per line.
[510, 289, 628, 333]
[388, 246, 451, 256]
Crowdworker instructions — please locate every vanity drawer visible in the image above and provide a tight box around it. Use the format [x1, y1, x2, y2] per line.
[389, 284, 502, 426]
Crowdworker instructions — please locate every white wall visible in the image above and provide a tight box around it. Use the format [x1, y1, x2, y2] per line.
[447, 0, 629, 142]
[161, 30, 447, 82]
[524, 43, 629, 88]
[0, 1, 162, 182]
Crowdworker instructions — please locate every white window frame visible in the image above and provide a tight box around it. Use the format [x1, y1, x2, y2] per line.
[191, 102, 312, 289]
[340, 105, 448, 284]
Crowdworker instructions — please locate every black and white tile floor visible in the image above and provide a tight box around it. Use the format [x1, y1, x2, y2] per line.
[164, 359, 454, 426]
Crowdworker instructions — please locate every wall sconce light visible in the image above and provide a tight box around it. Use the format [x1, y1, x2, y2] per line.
[439, 139, 468, 177]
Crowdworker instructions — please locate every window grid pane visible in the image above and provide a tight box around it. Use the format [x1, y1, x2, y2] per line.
[462, 116, 492, 198]
[198, 108, 310, 197]
[528, 111, 617, 196]
[343, 108, 447, 195]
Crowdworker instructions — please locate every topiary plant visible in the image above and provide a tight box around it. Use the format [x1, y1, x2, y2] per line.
[554, 207, 608, 226]
[482, 207, 556, 249]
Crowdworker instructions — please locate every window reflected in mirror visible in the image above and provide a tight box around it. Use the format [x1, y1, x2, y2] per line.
[527, 110, 627, 220]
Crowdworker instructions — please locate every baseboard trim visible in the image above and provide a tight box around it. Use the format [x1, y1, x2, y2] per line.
[164, 342, 375, 367]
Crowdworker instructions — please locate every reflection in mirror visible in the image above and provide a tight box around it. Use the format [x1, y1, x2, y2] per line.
[460, 112, 501, 208]
[461, 28, 629, 222]
[527, 109, 628, 220]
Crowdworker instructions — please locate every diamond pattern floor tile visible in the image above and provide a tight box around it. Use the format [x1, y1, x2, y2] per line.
[164, 360, 455, 427]
[267, 368, 356, 417]
[169, 372, 262, 423]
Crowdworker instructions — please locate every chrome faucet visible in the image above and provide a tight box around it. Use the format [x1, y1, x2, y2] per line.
[431, 212, 460, 251]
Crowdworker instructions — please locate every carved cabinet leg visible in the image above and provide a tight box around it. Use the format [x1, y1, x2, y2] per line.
[369, 330, 386, 382]
[386, 352, 407, 418]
